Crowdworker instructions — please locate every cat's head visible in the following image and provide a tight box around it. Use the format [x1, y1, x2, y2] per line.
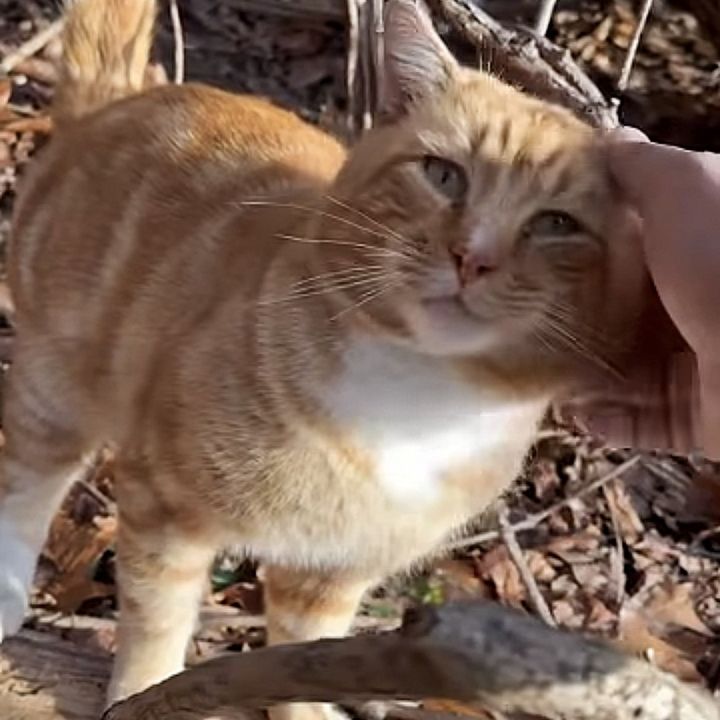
[322, 0, 645, 376]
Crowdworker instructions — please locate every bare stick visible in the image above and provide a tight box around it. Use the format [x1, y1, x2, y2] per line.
[534, 0, 558, 37]
[101, 601, 719, 720]
[168, 0, 185, 85]
[359, 1, 374, 130]
[498, 503, 556, 627]
[450, 455, 641, 550]
[0, 19, 64, 75]
[602, 482, 627, 610]
[617, 0, 654, 93]
[346, 0, 360, 132]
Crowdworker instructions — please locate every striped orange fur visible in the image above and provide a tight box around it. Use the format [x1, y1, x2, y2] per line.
[0, 1, 647, 719]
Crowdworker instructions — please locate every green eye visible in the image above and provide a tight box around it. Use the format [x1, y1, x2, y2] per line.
[421, 156, 467, 203]
[526, 210, 583, 237]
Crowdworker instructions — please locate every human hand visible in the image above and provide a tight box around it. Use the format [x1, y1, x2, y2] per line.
[568, 128, 720, 459]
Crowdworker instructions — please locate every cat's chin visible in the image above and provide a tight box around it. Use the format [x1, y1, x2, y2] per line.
[401, 296, 507, 357]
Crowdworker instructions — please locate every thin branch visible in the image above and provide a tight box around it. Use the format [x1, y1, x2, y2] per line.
[498, 503, 556, 627]
[371, 0, 384, 117]
[449, 455, 641, 550]
[346, 0, 360, 132]
[168, 0, 185, 85]
[602, 482, 627, 610]
[359, 1, 374, 130]
[0, 19, 64, 75]
[534, 0, 558, 37]
[617, 0, 654, 93]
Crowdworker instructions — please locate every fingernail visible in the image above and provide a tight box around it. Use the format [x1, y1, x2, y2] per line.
[608, 126, 649, 144]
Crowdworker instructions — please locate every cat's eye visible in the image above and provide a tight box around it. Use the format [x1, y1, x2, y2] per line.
[421, 156, 467, 203]
[525, 211, 583, 237]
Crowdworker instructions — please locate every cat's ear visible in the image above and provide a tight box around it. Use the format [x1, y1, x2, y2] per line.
[381, 0, 460, 117]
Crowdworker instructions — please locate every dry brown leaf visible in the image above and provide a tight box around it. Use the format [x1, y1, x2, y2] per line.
[604, 480, 644, 543]
[214, 581, 264, 615]
[616, 582, 713, 683]
[475, 546, 525, 606]
[1, 115, 53, 135]
[644, 582, 712, 637]
[43, 512, 117, 612]
[0, 79, 11, 109]
[525, 549, 556, 583]
[423, 699, 494, 719]
[617, 609, 702, 682]
[585, 596, 616, 632]
[431, 558, 490, 601]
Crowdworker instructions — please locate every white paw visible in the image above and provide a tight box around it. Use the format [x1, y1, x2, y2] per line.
[0, 520, 36, 642]
[0, 579, 28, 642]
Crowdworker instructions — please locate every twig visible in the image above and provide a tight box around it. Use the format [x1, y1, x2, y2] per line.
[372, 0, 384, 117]
[498, 503, 556, 627]
[359, 1, 374, 130]
[168, 0, 185, 84]
[534, 0, 558, 37]
[602, 482, 627, 610]
[0, 19, 64, 75]
[101, 601, 720, 720]
[617, 0, 654, 93]
[346, 0, 360, 132]
[449, 455, 641, 550]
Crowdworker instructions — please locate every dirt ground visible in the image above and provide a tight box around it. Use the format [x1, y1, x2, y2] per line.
[0, 1, 719, 718]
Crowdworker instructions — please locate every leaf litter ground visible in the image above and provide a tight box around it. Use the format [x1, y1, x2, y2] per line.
[0, 0, 719, 716]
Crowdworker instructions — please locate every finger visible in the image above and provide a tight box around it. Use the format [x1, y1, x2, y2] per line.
[698, 360, 720, 461]
[606, 139, 689, 208]
[607, 126, 649, 144]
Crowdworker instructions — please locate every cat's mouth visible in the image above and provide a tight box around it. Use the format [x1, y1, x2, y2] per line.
[422, 295, 477, 323]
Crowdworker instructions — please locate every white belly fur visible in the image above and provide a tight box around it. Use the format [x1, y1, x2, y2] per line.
[324, 335, 547, 510]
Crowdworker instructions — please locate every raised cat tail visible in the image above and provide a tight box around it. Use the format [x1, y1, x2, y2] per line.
[52, 0, 158, 125]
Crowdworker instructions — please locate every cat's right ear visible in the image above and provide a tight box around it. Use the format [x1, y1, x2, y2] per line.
[380, 0, 460, 118]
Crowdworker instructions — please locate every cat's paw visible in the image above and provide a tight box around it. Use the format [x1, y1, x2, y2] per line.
[0, 522, 35, 642]
[0, 578, 28, 642]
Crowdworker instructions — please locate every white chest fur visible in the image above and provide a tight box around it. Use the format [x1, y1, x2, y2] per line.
[324, 337, 545, 509]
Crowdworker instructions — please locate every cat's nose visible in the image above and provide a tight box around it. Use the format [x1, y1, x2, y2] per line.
[450, 247, 497, 287]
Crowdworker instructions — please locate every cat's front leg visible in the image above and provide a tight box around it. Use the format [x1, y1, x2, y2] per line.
[263, 564, 372, 720]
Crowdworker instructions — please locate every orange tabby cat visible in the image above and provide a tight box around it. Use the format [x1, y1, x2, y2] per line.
[0, 0, 646, 718]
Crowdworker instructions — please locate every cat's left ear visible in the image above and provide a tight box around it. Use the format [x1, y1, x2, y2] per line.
[380, 0, 460, 117]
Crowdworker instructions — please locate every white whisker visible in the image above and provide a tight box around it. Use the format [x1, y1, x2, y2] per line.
[238, 200, 407, 250]
[329, 279, 402, 321]
[289, 265, 387, 292]
[324, 195, 410, 247]
[258, 272, 391, 307]
[275, 232, 404, 260]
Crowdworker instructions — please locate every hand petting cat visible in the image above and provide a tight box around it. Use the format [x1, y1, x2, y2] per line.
[568, 128, 720, 460]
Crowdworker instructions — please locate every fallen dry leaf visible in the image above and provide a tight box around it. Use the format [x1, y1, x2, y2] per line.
[0, 79, 11, 109]
[616, 581, 713, 683]
[475, 545, 525, 607]
[1, 115, 53, 134]
[43, 512, 117, 613]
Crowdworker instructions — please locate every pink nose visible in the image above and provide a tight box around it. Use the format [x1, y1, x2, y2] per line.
[450, 247, 497, 287]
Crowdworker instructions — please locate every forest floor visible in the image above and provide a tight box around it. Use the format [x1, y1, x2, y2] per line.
[0, 1, 720, 719]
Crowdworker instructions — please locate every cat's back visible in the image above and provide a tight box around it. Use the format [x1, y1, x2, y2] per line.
[9, 83, 346, 325]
